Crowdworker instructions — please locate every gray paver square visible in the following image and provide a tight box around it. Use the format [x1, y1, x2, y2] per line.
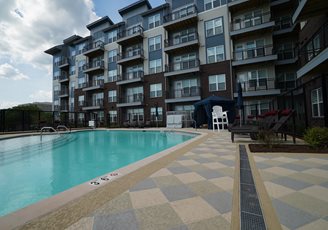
[256, 162, 273, 169]
[279, 163, 310, 172]
[167, 166, 192, 174]
[272, 199, 318, 229]
[324, 216, 328, 221]
[204, 191, 232, 214]
[219, 160, 235, 167]
[320, 181, 328, 188]
[169, 225, 189, 230]
[161, 184, 196, 202]
[129, 178, 157, 192]
[93, 210, 138, 230]
[197, 169, 225, 179]
[318, 164, 328, 170]
[271, 177, 312, 190]
[194, 158, 213, 164]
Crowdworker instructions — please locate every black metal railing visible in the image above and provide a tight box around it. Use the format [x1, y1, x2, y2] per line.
[59, 88, 69, 96]
[84, 99, 104, 107]
[165, 58, 200, 72]
[274, 16, 293, 31]
[231, 11, 272, 31]
[239, 78, 276, 92]
[117, 25, 144, 39]
[82, 41, 104, 52]
[83, 61, 105, 70]
[83, 79, 104, 88]
[233, 44, 274, 60]
[118, 71, 144, 81]
[165, 33, 198, 47]
[167, 87, 201, 99]
[60, 105, 69, 111]
[119, 94, 144, 104]
[277, 47, 298, 60]
[164, 5, 197, 23]
[55, 57, 69, 67]
[59, 72, 68, 81]
[117, 49, 144, 60]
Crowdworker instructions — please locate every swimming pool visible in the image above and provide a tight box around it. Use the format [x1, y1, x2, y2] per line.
[0, 130, 195, 216]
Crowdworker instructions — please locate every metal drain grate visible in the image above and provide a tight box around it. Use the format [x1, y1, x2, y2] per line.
[239, 145, 266, 230]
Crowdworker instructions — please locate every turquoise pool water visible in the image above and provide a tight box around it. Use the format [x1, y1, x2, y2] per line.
[0, 130, 195, 216]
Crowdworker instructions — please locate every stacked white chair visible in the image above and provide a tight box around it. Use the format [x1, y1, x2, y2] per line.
[212, 106, 229, 131]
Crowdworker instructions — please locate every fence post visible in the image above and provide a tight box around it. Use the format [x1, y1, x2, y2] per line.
[291, 91, 296, 143]
[321, 75, 328, 127]
[302, 85, 309, 129]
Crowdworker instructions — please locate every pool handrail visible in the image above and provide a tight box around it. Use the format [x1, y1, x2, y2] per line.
[40, 127, 58, 141]
[56, 125, 71, 133]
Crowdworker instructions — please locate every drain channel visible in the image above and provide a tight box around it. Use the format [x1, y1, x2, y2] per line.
[239, 145, 266, 230]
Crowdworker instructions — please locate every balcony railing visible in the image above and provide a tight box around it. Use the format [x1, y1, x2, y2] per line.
[164, 5, 197, 23]
[118, 71, 144, 81]
[83, 79, 104, 88]
[55, 57, 69, 67]
[274, 16, 293, 31]
[233, 45, 274, 60]
[167, 87, 201, 99]
[119, 94, 144, 104]
[165, 33, 198, 47]
[84, 99, 104, 108]
[82, 41, 104, 53]
[117, 49, 144, 60]
[59, 72, 69, 81]
[59, 88, 69, 96]
[165, 58, 200, 72]
[83, 61, 105, 71]
[117, 25, 144, 39]
[60, 105, 69, 111]
[239, 78, 276, 92]
[231, 11, 272, 31]
[277, 48, 297, 60]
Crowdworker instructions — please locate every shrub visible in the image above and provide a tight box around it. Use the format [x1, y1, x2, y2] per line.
[257, 129, 279, 149]
[304, 127, 328, 149]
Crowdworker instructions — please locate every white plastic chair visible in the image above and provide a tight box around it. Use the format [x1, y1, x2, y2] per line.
[212, 112, 220, 132]
[212, 106, 229, 131]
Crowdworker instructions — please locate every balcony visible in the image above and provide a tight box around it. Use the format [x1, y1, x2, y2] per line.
[163, 5, 198, 31]
[230, 12, 275, 37]
[60, 104, 69, 112]
[228, 0, 263, 12]
[292, 0, 328, 23]
[164, 59, 200, 77]
[82, 79, 104, 91]
[164, 33, 199, 54]
[233, 79, 280, 97]
[165, 87, 201, 103]
[82, 41, 104, 57]
[276, 48, 298, 65]
[232, 45, 277, 66]
[116, 25, 144, 45]
[58, 72, 69, 83]
[82, 99, 104, 111]
[297, 22, 328, 78]
[117, 49, 144, 65]
[83, 61, 105, 74]
[273, 16, 298, 35]
[116, 71, 144, 85]
[57, 57, 69, 69]
[58, 88, 69, 98]
[117, 94, 144, 107]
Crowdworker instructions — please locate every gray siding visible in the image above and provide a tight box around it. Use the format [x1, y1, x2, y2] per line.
[126, 15, 142, 27]
[171, 0, 195, 10]
[149, 49, 162, 61]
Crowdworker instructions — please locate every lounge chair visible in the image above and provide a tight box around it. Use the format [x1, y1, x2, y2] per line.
[229, 109, 293, 142]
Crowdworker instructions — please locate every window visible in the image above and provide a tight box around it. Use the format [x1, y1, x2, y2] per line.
[277, 72, 296, 90]
[149, 36, 161, 52]
[209, 74, 226, 91]
[248, 101, 270, 116]
[108, 111, 117, 123]
[311, 88, 323, 117]
[127, 108, 144, 122]
[173, 53, 197, 71]
[205, 18, 223, 37]
[150, 83, 162, 98]
[126, 86, 143, 103]
[107, 30, 117, 43]
[77, 43, 84, 54]
[53, 70, 60, 80]
[78, 95, 84, 106]
[108, 90, 117, 103]
[78, 60, 85, 72]
[148, 14, 160, 29]
[78, 113, 85, 123]
[70, 66, 76, 76]
[237, 69, 268, 90]
[172, 28, 196, 45]
[307, 35, 321, 61]
[108, 69, 117, 82]
[244, 10, 262, 28]
[149, 59, 162, 74]
[108, 50, 117, 63]
[204, 0, 226, 11]
[151, 107, 163, 121]
[207, 45, 225, 63]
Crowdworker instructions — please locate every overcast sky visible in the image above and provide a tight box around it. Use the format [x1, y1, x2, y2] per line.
[0, 0, 164, 109]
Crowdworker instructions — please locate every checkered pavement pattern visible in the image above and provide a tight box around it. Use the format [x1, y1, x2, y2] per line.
[65, 132, 237, 230]
[253, 153, 328, 230]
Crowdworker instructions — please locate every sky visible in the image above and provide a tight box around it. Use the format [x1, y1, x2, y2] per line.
[0, 0, 164, 109]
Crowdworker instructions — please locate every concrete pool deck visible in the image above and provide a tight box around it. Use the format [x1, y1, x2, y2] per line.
[1, 129, 328, 229]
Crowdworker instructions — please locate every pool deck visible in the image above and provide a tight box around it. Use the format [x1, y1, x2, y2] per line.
[1, 129, 328, 229]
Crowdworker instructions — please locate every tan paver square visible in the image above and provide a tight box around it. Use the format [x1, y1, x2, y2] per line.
[187, 164, 210, 172]
[222, 211, 232, 223]
[210, 177, 234, 191]
[178, 159, 199, 166]
[200, 153, 217, 158]
[176, 172, 206, 184]
[274, 157, 299, 163]
[66, 217, 94, 230]
[280, 192, 328, 216]
[263, 160, 288, 167]
[188, 216, 230, 230]
[263, 181, 295, 198]
[297, 219, 328, 230]
[218, 167, 234, 177]
[304, 158, 328, 165]
[153, 175, 183, 187]
[171, 197, 220, 224]
[220, 155, 235, 160]
[185, 152, 196, 156]
[300, 185, 328, 202]
[93, 192, 132, 215]
[188, 181, 223, 196]
[135, 203, 183, 230]
[253, 155, 270, 162]
[303, 169, 328, 179]
[150, 168, 173, 178]
[289, 172, 327, 185]
[203, 162, 228, 170]
[130, 188, 168, 209]
[264, 167, 297, 176]
[258, 170, 281, 181]
[293, 160, 322, 168]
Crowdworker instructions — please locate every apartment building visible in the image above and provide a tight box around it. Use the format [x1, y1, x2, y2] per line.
[45, 0, 328, 129]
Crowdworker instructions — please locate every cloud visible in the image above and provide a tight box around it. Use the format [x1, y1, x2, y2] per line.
[0, 0, 99, 70]
[0, 63, 29, 80]
[0, 101, 21, 109]
[29, 90, 52, 102]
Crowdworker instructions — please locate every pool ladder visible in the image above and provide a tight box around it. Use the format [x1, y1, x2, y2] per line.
[40, 125, 70, 141]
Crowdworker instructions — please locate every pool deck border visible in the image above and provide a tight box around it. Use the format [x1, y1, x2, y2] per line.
[0, 128, 207, 230]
